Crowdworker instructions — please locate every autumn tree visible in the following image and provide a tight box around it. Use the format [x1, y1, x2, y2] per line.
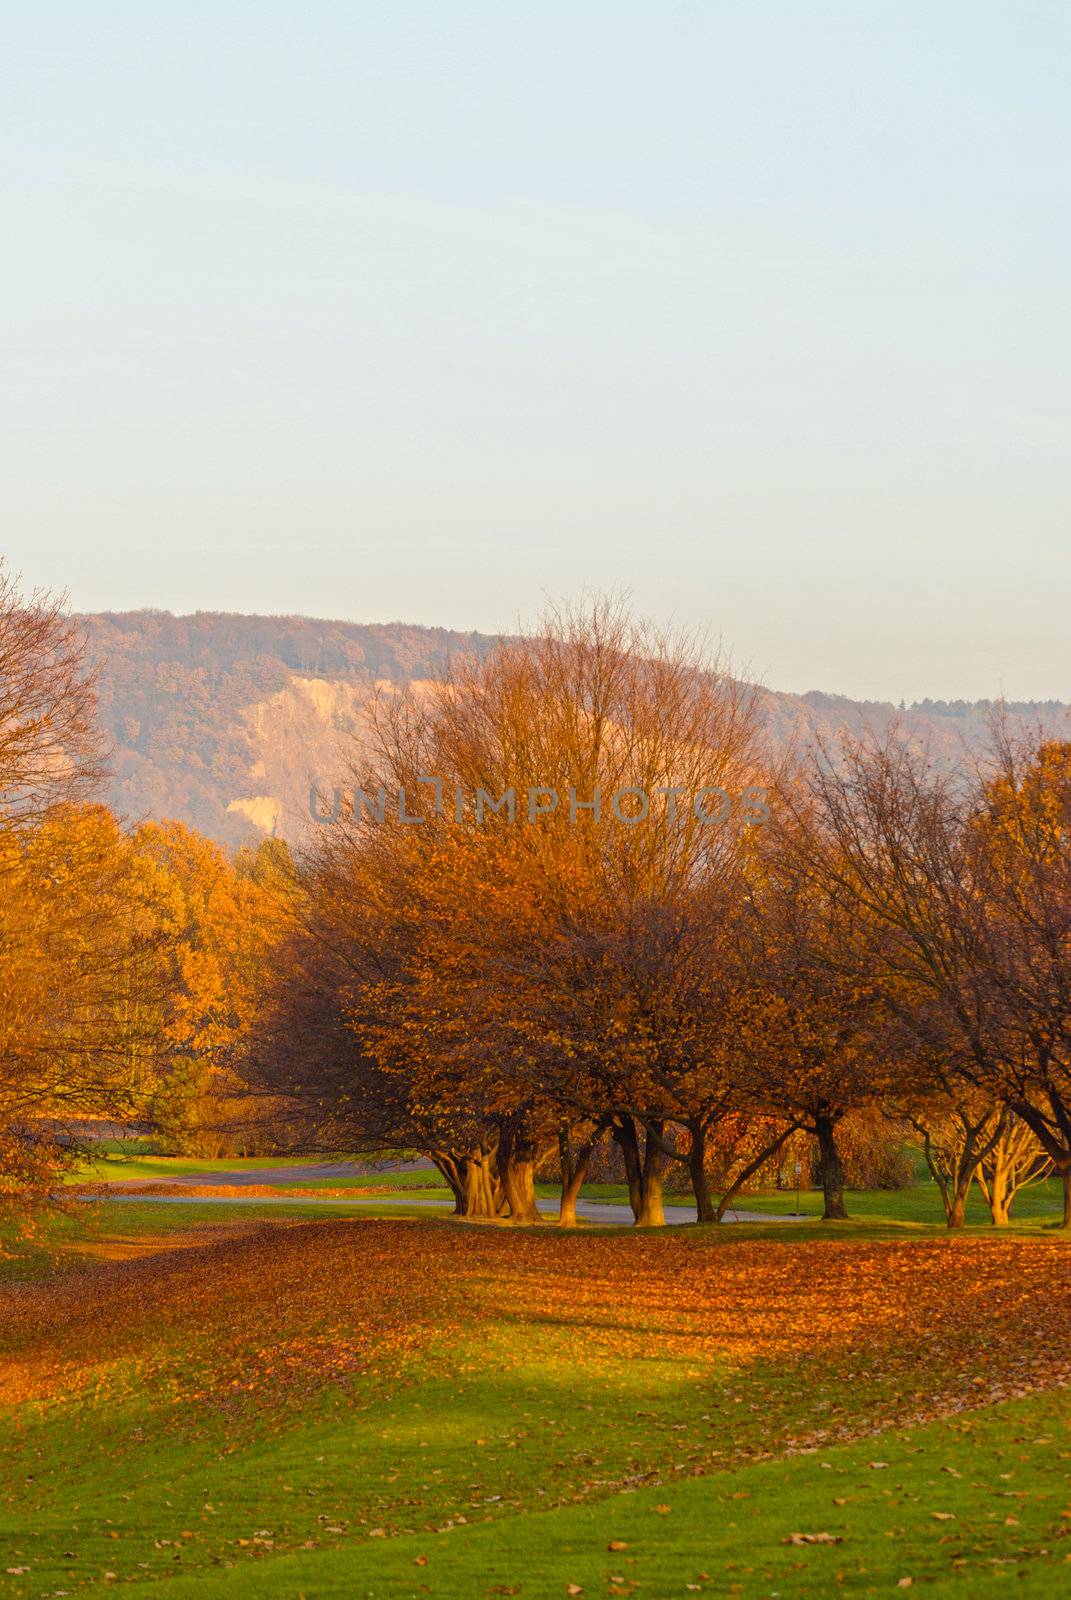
[976, 1112, 1052, 1226]
[804, 726, 1071, 1229]
[727, 796, 911, 1222]
[257, 600, 773, 1224]
[132, 823, 298, 1154]
[243, 818, 530, 1206]
[970, 735, 1071, 1226]
[0, 805, 166, 1125]
[0, 569, 129, 1228]
[0, 565, 102, 836]
[379, 603, 772, 1225]
[900, 1090, 1004, 1229]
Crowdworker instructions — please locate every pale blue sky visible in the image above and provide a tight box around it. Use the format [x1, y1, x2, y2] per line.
[4, 2, 1069, 701]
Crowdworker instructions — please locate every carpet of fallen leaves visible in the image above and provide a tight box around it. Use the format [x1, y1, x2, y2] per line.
[0, 1220, 1068, 1444]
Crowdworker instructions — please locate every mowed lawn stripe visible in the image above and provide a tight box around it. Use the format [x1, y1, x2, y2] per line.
[39, 1391, 1071, 1600]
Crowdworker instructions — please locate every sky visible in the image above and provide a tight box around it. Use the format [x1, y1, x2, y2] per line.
[4, 2, 1069, 704]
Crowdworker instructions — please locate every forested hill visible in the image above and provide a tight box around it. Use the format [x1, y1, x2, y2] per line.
[77, 610, 1071, 848]
[79, 611, 497, 846]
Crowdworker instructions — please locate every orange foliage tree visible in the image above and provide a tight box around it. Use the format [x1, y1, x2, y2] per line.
[805, 727, 1071, 1228]
[0, 567, 142, 1236]
[254, 601, 793, 1224]
[130, 823, 298, 1154]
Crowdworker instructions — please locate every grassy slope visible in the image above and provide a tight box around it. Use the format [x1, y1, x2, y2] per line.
[2, 1204, 1069, 1598]
[58, 1392, 1071, 1599]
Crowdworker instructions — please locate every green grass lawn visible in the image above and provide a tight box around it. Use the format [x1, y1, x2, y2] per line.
[6, 1378, 1069, 1600]
[66, 1151, 448, 1189]
[45, 1390, 1071, 1600]
[1, 1199, 1069, 1598]
[699, 1178, 1067, 1226]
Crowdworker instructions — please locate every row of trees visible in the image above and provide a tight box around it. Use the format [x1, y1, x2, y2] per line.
[248, 603, 1070, 1230]
[2, 575, 1067, 1233]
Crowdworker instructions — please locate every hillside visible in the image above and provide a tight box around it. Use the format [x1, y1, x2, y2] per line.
[78, 610, 1071, 848]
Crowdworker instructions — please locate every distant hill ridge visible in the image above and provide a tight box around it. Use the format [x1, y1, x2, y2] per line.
[77, 610, 1071, 847]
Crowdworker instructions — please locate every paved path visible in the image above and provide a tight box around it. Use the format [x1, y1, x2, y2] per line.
[91, 1192, 805, 1226]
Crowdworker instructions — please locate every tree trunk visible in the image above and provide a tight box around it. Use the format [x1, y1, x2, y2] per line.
[687, 1120, 716, 1224]
[715, 1124, 797, 1222]
[498, 1123, 541, 1223]
[1000, 1096, 1071, 1228]
[635, 1121, 667, 1227]
[557, 1124, 604, 1226]
[636, 1172, 665, 1226]
[814, 1110, 848, 1220]
[432, 1154, 464, 1216]
[501, 1152, 539, 1222]
[458, 1152, 499, 1218]
[977, 1156, 1010, 1226]
[558, 1169, 583, 1228]
[929, 1165, 972, 1229]
[613, 1117, 644, 1221]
